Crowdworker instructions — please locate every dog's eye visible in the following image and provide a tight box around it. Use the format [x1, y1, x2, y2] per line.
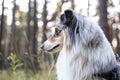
[54, 28, 61, 37]
[54, 33, 58, 37]
[54, 33, 59, 37]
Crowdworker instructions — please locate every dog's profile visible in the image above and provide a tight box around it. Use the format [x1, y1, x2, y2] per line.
[41, 27, 63, 54]
[41, 10, 120, 80]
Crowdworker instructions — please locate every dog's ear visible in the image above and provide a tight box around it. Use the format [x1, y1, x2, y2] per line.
[64, 10, 74, 26]
[64, 10, 74, 20]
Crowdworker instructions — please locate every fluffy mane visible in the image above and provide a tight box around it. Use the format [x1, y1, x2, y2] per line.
[56, 10, 118, 80]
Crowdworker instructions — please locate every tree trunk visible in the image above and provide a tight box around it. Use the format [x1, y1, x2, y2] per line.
[33, 0, 38, 55]
[25, 0, 39, 72]
[11, 0, 16, 40]
[26, 0, 32, 54]
[9, 0, 17, 54]
[0, 0, 4, 69]
[42, 0, 47, 43]
[71, 0, 75, 10]
[98, 0, 111, 43]
[32, 0, 39, 70]
[116, 28, 120, 55]
[41, 0, 52, 66]
[25, 0, 32, 71]
[87, 0, 90, 16]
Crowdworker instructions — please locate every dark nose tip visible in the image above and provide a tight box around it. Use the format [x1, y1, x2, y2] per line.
[40, 45, 44, 50]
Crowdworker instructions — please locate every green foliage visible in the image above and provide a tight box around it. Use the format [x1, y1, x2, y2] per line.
[0, 71, 26, 80]
[9, 52, 23, 72]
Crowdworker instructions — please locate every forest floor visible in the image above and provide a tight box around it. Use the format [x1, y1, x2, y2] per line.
[0, 70, 56, 80]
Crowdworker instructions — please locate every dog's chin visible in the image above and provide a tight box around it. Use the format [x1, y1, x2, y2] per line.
[44, 44, 61, 54]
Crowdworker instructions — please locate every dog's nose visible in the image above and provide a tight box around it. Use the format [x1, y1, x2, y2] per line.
[40, 45, 44, 50]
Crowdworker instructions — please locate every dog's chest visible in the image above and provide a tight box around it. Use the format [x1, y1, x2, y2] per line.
[56, 50, 102, 80]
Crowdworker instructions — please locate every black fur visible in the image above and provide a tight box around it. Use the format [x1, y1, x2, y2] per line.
[66, 16, 77, 43]
[94, 66, 120, 80]
[60, 10, 77, 44]
[64, 10, 74, 22]
[60, 10, 74, 26]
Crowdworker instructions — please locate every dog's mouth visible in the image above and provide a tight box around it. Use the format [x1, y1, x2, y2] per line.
[48, 44, 60, 52]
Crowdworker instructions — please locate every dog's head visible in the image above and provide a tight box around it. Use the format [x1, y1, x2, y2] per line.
[57, 9, 75, 30]
[57, 9, 78, 47]
[40, 27, 63, 54]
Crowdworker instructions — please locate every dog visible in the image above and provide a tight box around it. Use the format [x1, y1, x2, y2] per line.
[41, 10, 120, 80]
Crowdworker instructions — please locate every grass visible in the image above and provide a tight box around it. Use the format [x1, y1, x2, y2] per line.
[0, 70, 56, 80]
[0, 52, 57, 80]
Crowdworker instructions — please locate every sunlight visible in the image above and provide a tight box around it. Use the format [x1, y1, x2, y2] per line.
[38, 21, 43, 27]
[16, 0, 29, 12]
[112, 38, 117, 48]
[15, 21, 20, 26]
[47, 22, 54, 27]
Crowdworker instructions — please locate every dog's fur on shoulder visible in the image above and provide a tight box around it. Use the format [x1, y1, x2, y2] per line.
[56, 10, 119, 80]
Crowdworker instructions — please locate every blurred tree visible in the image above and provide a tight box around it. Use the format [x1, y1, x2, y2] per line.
[9, 0, 17, 54]
[18, 11, 27, 56]
[11, 0, 26, 70]
[107, 0, 114, 47]
[0, 0, 5, 69]
[32, 0, 39, 70]
[116, 28, 120, 54]
[25, 0, 39, 72]
[87, 0, 90, 16]
[71, 0, 75, 10]
[41, 0, 51, 66]
[26, 0, 34, 71]
[98, 0, 111, 43]
[41, 0, 47, 43]
[26, 0, 32, 54]
[117, 13, 120, 54]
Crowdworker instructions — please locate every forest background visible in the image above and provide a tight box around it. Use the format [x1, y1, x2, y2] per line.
[0, 0, 120, 80]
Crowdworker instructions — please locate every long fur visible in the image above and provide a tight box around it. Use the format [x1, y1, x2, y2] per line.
[56, 10, 118, 80]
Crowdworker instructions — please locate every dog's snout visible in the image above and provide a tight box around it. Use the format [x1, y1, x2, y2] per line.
[40, 45, 44, 50]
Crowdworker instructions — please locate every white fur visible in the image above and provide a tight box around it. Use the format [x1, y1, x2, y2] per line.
[56, 11, 117, 80]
